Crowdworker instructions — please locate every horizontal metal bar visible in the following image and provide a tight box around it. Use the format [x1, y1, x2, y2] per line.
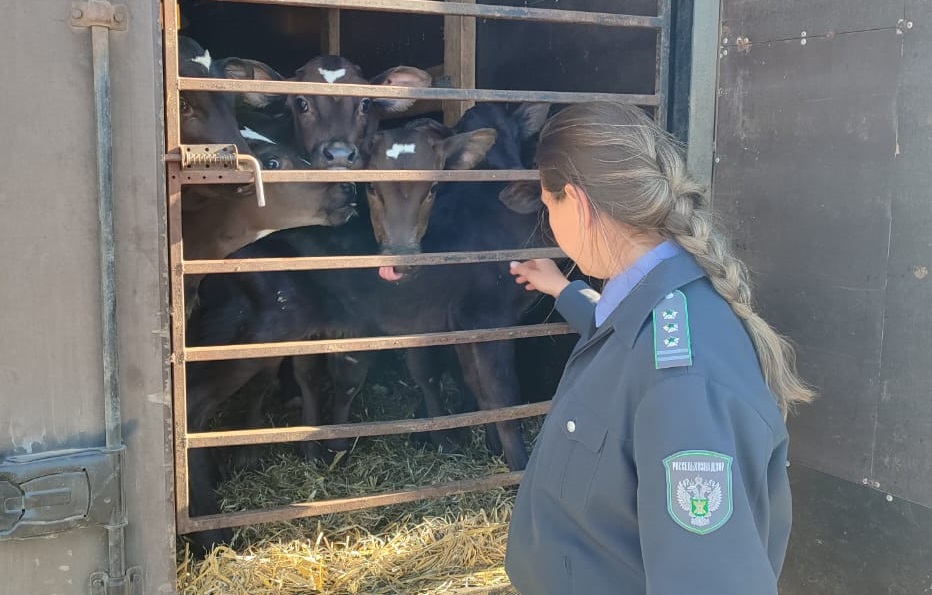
[217, 0, 662, 28]
[182, 248, 565, 275]
[167, 166, 541, 184]
[178, 470, 523, 533]
[184, 323, 573, 362]
[179, 77, 661, 106]
[187, 401, 551, 448]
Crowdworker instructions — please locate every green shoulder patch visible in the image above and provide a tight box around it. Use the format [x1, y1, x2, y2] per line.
[652, 291, 692, 369]
[663, 450, 733, 535]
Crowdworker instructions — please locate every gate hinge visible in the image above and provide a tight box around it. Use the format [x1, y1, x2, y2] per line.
[70, 1, 128, 31]
[0, 447, 124, 540]
[89, 567, 144, 595]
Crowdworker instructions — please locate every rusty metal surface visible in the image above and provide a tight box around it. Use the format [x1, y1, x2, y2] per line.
[721, 0, 903, 44]
[70, 0, 129, 30]
[713, 29, 901, 484]
[168, 167, 540, 183]
[216, 0, 664, 28]
[184, 323, 573, 360]
[188, 401, 551, 448]
[179, 76, 661, 105]
[179, 471, 523, 533]
[871, 0, 932, 507]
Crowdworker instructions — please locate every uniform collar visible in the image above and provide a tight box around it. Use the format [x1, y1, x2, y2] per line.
[609, 252, 706, 347]
[569, 253, 706, 363]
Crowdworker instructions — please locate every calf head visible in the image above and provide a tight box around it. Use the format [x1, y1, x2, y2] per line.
[454, 102, 551, 170]
[365, 119, 496, 281]
[177, 37, 251, 156]
[291, 58, 431, 169]
[247, 136, 359, 231]
[215, 55, 431, 169]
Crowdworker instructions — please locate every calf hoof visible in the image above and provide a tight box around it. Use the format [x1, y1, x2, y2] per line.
[301, 441, 325, 463]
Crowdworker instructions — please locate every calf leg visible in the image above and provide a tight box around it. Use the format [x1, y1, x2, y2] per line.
[324, 351, 371, 453]
[405, 347, 461, 453]
[454, 339, 528, 471]
[291, 355, 328, 462]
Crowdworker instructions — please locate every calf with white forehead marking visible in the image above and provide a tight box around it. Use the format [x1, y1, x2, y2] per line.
[364, 119, 496, 276]
[214, 55, 431, 169]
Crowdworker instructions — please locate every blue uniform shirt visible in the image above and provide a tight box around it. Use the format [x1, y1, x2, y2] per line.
[594, 240, 683, 327]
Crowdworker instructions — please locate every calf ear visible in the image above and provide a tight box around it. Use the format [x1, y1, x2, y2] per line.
[498, 181, 542, 214]
[370, 66, 432, 113]
[514, 103, 551, 140]
[440, 128, 497, 171]
[213, 58, 285, 110]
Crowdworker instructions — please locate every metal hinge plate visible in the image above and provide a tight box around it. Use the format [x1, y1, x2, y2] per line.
[71, 1, 128, 30]
[0, 447, 123, 540]
[89, 567, 143, 595]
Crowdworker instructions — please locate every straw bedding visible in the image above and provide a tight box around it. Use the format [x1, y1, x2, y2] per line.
[177, 353, 541, 594]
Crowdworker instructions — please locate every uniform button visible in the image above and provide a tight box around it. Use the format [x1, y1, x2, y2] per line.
[566, 420, 576, 433]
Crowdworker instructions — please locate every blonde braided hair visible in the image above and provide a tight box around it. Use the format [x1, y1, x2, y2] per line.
[537, 102, 814, 414]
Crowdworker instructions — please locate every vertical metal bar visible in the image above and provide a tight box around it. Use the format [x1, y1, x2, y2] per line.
[162, 0, 193, 533]
[322, 9, 341, 55]
[686, 0, 721, 193]
[91, 21, 126, 581]
[442, 0, 476, 127]
[655, 0, 672, 129]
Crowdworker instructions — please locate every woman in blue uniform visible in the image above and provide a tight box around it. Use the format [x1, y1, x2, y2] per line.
[506, 102, 814, 595]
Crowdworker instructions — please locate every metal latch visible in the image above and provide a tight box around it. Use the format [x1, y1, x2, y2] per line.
[0, 447, 123, 540]
[70, 1, 128, 31]
[178, 144, 267, 207]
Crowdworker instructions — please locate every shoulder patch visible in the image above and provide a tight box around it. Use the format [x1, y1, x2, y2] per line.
[652, 290, 692, 369]
[663, 450, 733, 535]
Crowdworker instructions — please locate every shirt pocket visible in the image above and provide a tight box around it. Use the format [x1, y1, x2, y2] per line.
[555, 402, 610, 508]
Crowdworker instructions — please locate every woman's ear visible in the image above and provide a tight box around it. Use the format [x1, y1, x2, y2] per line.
[564, 183, 594, 228]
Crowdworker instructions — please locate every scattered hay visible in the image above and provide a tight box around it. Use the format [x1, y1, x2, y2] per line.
[178, 355, 541, 594]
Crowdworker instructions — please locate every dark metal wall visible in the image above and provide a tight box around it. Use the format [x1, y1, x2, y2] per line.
[713, 0, 932, 587]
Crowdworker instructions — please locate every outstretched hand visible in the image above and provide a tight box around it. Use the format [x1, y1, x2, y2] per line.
[509, 259, 570, 298]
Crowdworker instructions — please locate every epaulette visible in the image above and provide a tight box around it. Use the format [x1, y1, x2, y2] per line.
[652, 290, 693, 369]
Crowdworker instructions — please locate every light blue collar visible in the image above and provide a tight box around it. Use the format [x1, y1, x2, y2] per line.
[594, 240, 684, 327]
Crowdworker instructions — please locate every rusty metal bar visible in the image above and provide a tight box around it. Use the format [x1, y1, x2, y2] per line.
[163, 0, 192, 538]
[656, 0, 672, 129]
[183, 248, 564, 275]
[178, 471, 524, 533]
[184, 323, 572, 362]
[179, 77, 661, 106]
[215, 0, 662, 29]
[188, 401, 551, 448]
[164, 163, 540, 184]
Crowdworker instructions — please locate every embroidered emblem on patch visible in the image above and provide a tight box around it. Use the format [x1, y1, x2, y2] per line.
[653, 290, 692, 369]
[663, 450, 733, 535]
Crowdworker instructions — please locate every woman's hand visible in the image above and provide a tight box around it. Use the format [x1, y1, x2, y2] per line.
[509, 259, 570, 298]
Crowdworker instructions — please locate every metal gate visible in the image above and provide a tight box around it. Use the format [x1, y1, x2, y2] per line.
[164, 0, 673, 538]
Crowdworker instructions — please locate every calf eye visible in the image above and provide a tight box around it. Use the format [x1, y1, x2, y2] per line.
[296, 97, 310, 113]
[263, 157, 282, 170]
[179, 96, 193, 116]
[359, 98, 372, 114]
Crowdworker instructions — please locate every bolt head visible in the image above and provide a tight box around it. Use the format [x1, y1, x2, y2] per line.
[907, 21, 914, 29]
[72, 7, 84, 19]
[801, 39, 807, 45]
[114, 11, 124, 22]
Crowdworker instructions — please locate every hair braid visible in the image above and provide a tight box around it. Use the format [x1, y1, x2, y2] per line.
[663, 183, 814, 415]
[537, 101, 815, 415]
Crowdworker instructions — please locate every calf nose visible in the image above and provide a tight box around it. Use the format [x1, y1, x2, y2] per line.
[321, 141, 358, 168]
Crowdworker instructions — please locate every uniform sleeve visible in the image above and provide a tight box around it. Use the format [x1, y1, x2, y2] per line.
[554, 280, 600, 336]
[632, 373, 779, 595]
